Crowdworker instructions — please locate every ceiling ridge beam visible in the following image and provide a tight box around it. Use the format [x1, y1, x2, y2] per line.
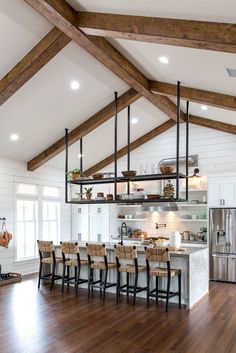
[23, 0, 185, 122]
[0, 27, 71, 106]
[189, 115, 236, 134]
[84, 119, 175, 176]
[77, 11, 236, 54]
[27, 88, 140, 171]
[150, 80, 236, 112]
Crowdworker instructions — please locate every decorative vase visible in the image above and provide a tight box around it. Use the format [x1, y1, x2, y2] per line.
[72, 173, 81, 181]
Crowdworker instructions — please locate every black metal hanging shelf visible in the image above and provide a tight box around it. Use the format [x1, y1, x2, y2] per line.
[65, 82, 190, 205]
[69, 172, 186, 186]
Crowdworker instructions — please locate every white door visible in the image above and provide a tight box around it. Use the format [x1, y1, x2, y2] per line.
[224, 179, 236, 207]
[71, 205, 89, 241]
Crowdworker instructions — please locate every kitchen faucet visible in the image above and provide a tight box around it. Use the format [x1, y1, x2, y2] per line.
[156, 223, 167, 229]
[120, 222, 128, 245]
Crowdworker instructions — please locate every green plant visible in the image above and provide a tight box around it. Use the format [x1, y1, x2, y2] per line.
[66, 168, 81, 175]
[85, 187, 93, 194]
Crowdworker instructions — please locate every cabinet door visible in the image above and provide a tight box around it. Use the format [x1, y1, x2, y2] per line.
[225, 179, 236, 207]
[72, 213, 89, 241]
[208, 179, 224, 207]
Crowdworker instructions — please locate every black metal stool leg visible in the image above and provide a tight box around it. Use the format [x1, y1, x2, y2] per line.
[133, 272, 138, 305]
[88, 267, 92, 299]
[178, 272, 182, 309]
[116, 270, 120, 303]
[156, 276, 159, 304]
[146, 271, 150, 308]
[126, 272, 129, 303]
[100, 269, 103, 299]
[102, 269, 108, 301]
[61, 264, 66, 294]
[50, 263, 55, 291]
[166, 277, 171, 312]
[76, 265, 81, 296]
[74, 266, 77, 293]
[38, 262, 42, 289]
[67, 266, 70, 289]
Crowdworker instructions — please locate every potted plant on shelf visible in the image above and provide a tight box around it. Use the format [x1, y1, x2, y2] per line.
[67, 168, 81, 181]
[84, 187, 93, 200]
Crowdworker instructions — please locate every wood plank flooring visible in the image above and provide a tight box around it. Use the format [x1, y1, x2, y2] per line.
[0, 275, 236, 353]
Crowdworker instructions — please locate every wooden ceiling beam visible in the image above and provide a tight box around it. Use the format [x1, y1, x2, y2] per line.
[0, 27, 70, 106]
[84, 119, 175, 176]
[189, 115, 236, 134]
[27, 88, 140, 171]
[150, 81, 236, 112]
[23, 0, 185, 122]
[77, 11, 236, 54]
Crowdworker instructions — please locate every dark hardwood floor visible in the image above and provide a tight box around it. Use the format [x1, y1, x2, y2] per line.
[0, 275, 236, 353]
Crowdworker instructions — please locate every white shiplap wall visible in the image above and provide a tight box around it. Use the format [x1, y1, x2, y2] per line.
[0, 158, 71, 275]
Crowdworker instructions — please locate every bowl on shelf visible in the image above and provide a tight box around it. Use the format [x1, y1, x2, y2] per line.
[92, 173, 103, 180]
[121, 170, 137, 177]
[160, 166, 174, 174]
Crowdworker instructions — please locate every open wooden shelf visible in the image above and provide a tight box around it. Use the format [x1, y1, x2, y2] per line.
[69, 173, 186, 186]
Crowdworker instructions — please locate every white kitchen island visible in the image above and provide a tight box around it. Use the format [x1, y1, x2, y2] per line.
[54, 243, 209, 309]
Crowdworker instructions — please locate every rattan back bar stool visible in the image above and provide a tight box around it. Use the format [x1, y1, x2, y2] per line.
[145, 247, 181, 312]
[86, 243, 116, 301]
[37, 240, 63, 291]
[114, 245, 146, 304]
[60, 242, 88, 295]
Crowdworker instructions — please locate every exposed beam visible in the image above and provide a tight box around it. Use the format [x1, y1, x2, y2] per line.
[84, 119, 175, 176]
[0, 27, 70, 106]
[150, 81, 236, 112]
[27, 89, 140, 171]
[189, 115, 236, 134]
[77, 11, 236, 54]
[23, 0, 185, 121]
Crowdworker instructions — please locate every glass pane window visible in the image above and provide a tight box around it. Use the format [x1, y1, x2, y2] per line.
[16, 200, 38, 260]
[42, 201, 60, 243]
[43, 186, 60, 198]
[17, 183, 38, 195]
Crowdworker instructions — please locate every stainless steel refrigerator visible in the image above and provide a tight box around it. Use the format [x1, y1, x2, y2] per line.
[210, 208, 236, 282]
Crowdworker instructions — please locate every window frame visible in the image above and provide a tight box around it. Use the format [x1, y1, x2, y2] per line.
[14, 181, 62, 262]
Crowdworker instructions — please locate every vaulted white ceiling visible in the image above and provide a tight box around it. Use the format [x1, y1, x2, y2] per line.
[1, 0, 236, 171]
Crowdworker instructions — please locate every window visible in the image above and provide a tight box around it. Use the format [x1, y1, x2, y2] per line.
[16, 183, 61, 261]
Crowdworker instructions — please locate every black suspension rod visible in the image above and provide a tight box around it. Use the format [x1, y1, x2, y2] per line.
[127, 105, 131, 194]
[80, 138, 83, 194]
[176, 81, 180, 201]
[186, 101, 189, 201]
[65, 128, 69, 203]
[114, 91, 118, 199]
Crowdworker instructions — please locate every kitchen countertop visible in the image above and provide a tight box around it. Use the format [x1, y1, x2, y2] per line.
[55, 241, 207, 257]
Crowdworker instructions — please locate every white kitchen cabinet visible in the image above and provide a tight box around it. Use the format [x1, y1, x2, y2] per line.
[208, 177, 236, 207]
[71, 204, 116, 242]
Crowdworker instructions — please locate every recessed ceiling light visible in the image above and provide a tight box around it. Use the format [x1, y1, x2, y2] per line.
[201, 105, 208, 111]
[70, 80, 80, 90]
[131, 117, 138, 124]
[10, 133, 19, 141]
[158, 56, 169, 64]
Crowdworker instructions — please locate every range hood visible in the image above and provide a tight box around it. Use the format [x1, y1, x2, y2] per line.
[141, 202, 178, 212]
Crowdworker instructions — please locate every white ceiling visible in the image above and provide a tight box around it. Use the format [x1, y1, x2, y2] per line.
[1, 0, 236, 171]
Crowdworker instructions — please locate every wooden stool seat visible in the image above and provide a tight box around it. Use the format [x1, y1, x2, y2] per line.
[119, 264, 146, 273]
[65, 259, 88, 267]
[149, 267, 180, 277]
[60, 242, 88, 295]
[42, 257, 63, 264]
[91, 261, 116, 270]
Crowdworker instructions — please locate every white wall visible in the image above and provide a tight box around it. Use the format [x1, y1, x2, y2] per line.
[0, 158, 71, 275]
